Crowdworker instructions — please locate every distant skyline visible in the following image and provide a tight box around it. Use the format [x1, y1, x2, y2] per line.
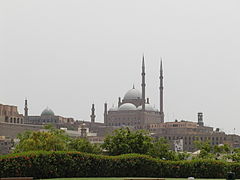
[1, 0, 240, 134]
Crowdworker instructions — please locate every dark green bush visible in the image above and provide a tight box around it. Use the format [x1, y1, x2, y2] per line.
[0, 151, 239, 178]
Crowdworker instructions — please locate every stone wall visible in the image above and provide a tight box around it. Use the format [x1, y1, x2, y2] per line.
[0, 122, 43, 138]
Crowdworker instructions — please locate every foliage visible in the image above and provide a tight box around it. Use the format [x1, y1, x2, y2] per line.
[213, 144, 231, 154]
[148, 138, 174, 160]
[68, 138, 101, 154]
[102, 129, 190, 160]
[233, 148, 240, 153]
[1, 151, 240, 178]
[102, 128, 153, 155]
[175, 152, 191, 160]
[224, 153, 240, 162]
[148, 138, 190, 160]
[193, 141, 231, 160]
[14, 125, 100, 154]
[194, 141, 212, 153]
[14, 129, 69, 152]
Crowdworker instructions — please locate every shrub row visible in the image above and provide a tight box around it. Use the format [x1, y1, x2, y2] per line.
[1, 151, 240, 179]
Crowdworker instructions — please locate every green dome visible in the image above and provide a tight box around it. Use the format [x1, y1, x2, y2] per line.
[41, 107, 55, 116]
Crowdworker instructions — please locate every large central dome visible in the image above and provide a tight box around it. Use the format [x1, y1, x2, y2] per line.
[123, 87, 142, 100]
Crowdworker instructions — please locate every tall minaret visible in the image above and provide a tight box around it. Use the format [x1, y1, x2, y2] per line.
[90, 104, 96, 123]
[24, 98, 28, 118]
[104, 102, 108, 124]
[141, 55, 146, 111]
[159, 59, 164, 122]
[24, 98, 28, 123]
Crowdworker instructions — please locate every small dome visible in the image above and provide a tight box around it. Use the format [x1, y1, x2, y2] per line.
[41, 107, 55, 116]
[123, 87, 142, 100]
[137, 104, 156, 111]
[118, 103, 137, 111]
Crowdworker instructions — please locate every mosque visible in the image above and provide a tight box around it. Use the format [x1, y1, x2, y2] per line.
[24, 99, 74, 125]
[102, 57, 164, 129]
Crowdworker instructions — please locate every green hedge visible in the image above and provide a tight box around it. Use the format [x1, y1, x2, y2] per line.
[0, 151, 239, 179]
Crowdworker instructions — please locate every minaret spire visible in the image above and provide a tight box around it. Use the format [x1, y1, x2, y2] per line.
[90, 104, 96, 123]
[141, 55, 146, 111]
[104, 102, 108, 124]
[24, 98, 28, 123]
[159, 58, 164, 122]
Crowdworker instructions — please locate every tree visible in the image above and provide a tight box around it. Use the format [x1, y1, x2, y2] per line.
[14, 125, 101, 154]
[148, 138, 189, 160]
[193, 141, 214, 159]
[68, 138, 101, 154]
[194, 140, 212, 153]
[14, 129, 69, 152]
[193, 141, 232, 160]
[102, 128, 153, 155]
[213, 144, 231, 154]
[148, 138, 172, 159]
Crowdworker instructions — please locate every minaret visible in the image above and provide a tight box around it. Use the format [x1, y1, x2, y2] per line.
[24, 98, 28, 122]
[90, 104, 96, 123]
[118, 97, 121, 107]
[104, 102, 108, 124]
[159, 59, 164, 122]
[141, 55, 146, 111]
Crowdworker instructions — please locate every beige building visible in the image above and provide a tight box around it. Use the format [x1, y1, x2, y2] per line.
[149, 118, 232, 151]
[0, 104, 24, 124]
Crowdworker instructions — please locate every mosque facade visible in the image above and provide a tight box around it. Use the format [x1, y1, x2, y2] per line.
[24, 99, 74, 125]
[103, 57, 164, 130]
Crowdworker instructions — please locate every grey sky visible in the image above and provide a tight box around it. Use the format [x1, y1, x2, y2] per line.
[1, 0, 240, 134]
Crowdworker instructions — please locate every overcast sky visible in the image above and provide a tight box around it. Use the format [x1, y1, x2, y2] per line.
[1, 0, 240, 134]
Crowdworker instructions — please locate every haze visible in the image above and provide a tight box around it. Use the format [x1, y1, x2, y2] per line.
[1, 0, 240, 134]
